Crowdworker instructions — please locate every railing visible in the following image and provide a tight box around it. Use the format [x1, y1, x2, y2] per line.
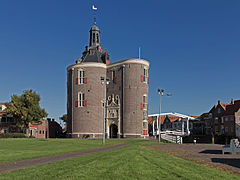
[161, 133, 182, 144]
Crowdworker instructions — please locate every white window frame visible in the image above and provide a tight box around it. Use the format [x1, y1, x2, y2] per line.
[78, 69, 85, 84]
[78, 92, 85, 107]
[142, 120, 148, 130]
[143, 94, 147, 110]
[143, 68, 148, 83]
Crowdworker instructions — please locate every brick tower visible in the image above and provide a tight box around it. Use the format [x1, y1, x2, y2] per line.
[67, 19, 149, 138]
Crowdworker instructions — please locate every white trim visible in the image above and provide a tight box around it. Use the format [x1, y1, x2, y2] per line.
[67, 62, 107, 71]
[67, 59, 149, 71]
[124, 133, 142, 136]
[107, 58, 150, 68]
[72, 132, 103, 135]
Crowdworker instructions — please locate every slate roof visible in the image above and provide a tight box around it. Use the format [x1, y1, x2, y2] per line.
[81, 50, 104, 63]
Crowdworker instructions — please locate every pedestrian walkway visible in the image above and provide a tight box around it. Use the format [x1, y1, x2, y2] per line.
[148, 143, 240, 176]
[0, 141, 133, 174]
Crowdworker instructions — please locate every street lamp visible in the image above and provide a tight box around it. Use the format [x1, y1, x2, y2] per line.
[157, 88, 172, 143]
[101, 76, 110, 145]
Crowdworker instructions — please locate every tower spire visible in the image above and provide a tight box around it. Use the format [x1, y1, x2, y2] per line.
[92, 5, 97, 25]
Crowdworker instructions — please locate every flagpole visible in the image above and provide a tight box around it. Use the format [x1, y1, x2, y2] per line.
[139, 47, 141, 59]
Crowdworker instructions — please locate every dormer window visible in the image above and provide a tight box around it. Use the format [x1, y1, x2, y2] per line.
[217, 108, 221, 114]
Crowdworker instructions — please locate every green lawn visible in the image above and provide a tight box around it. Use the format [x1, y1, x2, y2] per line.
[0, 138, 130, 163]
[0, 141, 238, 180]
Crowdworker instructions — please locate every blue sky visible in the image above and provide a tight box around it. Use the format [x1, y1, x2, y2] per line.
[0, 0, 240, 122]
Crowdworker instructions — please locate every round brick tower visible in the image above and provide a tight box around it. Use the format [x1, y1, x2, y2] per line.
[106, 59, 149, 138]
[123, 59, 149, 137]
[67, 20, 110, 138]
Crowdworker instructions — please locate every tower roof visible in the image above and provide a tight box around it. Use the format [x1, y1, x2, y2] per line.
[76, 21, 110, 64]
[90, 22, 100, 31]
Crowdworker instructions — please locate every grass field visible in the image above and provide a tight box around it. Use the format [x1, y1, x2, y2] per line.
[0, 141, 239, 180]
[0, 138, 130, 163]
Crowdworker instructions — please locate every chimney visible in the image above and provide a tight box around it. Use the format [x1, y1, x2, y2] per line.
[218, 100, 221, 105]
[231, 98, 234, 105]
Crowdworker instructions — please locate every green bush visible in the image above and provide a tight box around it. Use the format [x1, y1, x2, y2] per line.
[0, 133, 26, 138]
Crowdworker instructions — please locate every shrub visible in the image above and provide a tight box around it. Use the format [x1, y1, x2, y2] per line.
[0, 133, 26, 138]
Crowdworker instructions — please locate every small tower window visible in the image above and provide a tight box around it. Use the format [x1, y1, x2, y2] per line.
[143, 95, 148, 110]
[78, 92, 85, 107]
[143, 68, 148, 82]
[93, 33, 95, 43]
[112, 71, 116, 83]
[97, 34, 99, 43]
[77, 70, 85, 84]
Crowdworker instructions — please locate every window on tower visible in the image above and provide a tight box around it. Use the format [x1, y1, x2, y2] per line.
[112, 70, 116, 83]
[76, 92, 86, 107]
[76, 69, 87, 84]
[141, 67, 149, 84]
[93, 33, 95, 43]
[142, 95, 148, 110]
[97, 34, 99, 43]
[143, 68, 148, 82]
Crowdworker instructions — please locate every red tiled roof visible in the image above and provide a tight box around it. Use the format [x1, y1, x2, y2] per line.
[192, 116, 199, 119]
[0, 103, 8, 106]
[168, 116, 180, 123]
[0, 112, 7, 116]
[148, 116, 153, 124]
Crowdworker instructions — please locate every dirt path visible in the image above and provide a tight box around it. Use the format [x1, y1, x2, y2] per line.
[0, 141, 133, 174]
[148, 143, 240, 176]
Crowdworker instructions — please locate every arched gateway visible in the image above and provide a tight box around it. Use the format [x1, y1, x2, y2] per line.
[106, 94, 120, 138]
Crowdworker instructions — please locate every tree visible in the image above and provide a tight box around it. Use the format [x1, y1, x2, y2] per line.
[6, 89, 48, 129]
[60, 114, 67, 123]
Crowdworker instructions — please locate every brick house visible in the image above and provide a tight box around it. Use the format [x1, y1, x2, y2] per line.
[204, 99, 240, 138]
[200, 112, 212, 135]
[0, 103, 21, 134]
[27, 118, 62, 138]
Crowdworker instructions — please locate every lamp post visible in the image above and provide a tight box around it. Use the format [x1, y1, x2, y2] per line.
[71, 68, 74, 137]
[157, 88, 172, 143]
[101, 77, 110, 145]
[157, 89, 164, 143]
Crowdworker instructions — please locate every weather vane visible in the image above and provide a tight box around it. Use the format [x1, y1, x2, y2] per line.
[92, 5, 97, 24]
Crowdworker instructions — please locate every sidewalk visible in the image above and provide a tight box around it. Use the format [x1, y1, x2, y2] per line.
[148, 143, 240, 176]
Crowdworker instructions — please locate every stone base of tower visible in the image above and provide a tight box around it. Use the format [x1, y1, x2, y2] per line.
[71, 133, 103, 139]
[68, 132, 148, 139]
[123, 134, 148, 138]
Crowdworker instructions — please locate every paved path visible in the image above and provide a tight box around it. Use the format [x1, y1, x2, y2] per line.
[0, 142, 133, 174]
[148, 143, 240, 176]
